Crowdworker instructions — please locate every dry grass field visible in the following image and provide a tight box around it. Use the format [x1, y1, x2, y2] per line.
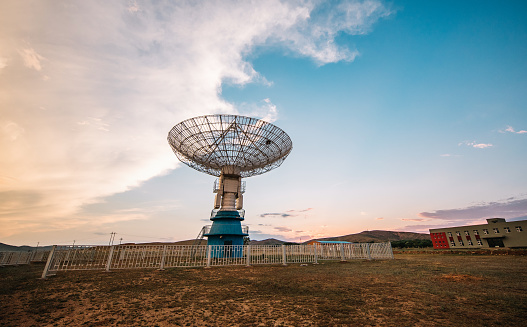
[1, 253, 526, 326]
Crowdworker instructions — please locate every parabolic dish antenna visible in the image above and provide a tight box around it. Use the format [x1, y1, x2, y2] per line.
[168, 114, 292, 249]
[167, 114, 292, 178]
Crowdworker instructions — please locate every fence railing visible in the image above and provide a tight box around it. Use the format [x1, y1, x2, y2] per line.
[0, 250, 51, 266]
[41, 242, 394, 278]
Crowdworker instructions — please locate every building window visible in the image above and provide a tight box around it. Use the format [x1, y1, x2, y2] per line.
[468, 240, 473, 246]
[504, 227, 511, 233]
[450, 242, 455, 247]
[483, 229, 489, 235]
[477, 239, 483, 246]
[456, 231, 461, 236]
[448, 232, 452, 237]
[493, 228, 500, 234]
[473, 230, 479, 236]
[516, 226, 523, 232]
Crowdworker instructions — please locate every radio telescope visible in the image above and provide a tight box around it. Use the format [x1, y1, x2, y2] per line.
[168, 114, 292, 247]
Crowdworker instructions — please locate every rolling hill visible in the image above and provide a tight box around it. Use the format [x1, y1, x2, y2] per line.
[249, 230, 430, 245]
[0, 242, 54, 252]
[308, 230, 430, 243]
[249, 238, 287, 245]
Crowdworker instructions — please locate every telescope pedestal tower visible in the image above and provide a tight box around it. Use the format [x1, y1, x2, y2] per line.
[204, 167, 248, 246]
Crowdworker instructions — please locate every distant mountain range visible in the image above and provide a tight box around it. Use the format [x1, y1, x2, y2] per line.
[310, 230, 430, 243]
[249, 230, 430, 245]
[0, 230, 430, 250]
[0, 243, 54, 252]
[249, 238, 287, 245]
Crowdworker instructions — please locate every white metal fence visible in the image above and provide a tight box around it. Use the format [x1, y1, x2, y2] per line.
[0, 250, 51, 266]
[41, 242, 393, 278]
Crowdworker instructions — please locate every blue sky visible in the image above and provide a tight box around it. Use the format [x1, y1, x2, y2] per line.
[1, 0, 526, 245]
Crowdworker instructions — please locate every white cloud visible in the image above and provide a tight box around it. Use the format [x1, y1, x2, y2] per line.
[472, 143, 492, 149]
[1, 120, 25, 141]
[261, 99, 278, 122]
[458, 141, 493, 149]
[18, 47, 44, 71]
[501, 125, 527, 134]
[276, 0, 392, 64]
[0, 57, 7, 69]
[238, 98, 279, 122]
[0, 0, 390, 238]
[127, 1, 139, 13]
[76, 117, 110, 132]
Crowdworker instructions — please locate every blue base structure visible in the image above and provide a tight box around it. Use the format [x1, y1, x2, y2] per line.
[204, 210, 248, 257]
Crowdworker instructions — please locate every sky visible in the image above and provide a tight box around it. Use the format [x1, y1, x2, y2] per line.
[1, 0, 526, 246]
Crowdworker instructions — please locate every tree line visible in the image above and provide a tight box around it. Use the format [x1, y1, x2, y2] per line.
[390, 239, 433, 248]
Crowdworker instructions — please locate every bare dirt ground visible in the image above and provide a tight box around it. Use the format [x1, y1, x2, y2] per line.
[1, 253, 526, 326]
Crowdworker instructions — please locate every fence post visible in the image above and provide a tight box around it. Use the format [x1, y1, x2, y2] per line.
[246, 245, 251, 267]
[105, 245, 115, 272]
[206, 245, 212, 268]
[64, 247, 71, 262]
[282, 244, 287, 266]
[16, 252, 22, 265]
[314, 244, 318, 264]
[159, 245, 167, 270]
[366, 243, 372, 260]
[41, 245, 57, 279]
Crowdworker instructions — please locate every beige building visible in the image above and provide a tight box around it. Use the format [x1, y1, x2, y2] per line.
[429, 218, 526, 249]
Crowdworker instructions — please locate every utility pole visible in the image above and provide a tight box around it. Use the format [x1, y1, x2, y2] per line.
[109, 232, 116, 246]
[119, 237, 123, 245]
[72, 240, 75, 246]
[32, 241, 40, 260]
